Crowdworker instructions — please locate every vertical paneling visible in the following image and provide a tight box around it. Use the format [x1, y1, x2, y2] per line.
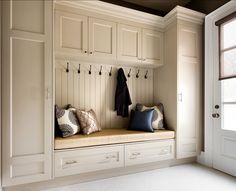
[55, 61, 154, 129]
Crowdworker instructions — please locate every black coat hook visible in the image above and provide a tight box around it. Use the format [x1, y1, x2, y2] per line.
[109, 67, 112, 76]
[136, 69, 140, 78]
[128, 69, 131, 78]
[144, 70, 148, 79]
[89, 65, 92, 75]
[66, 62, 69, 73]
[99, 66, 102, 75]
[78, 64, 81, 74]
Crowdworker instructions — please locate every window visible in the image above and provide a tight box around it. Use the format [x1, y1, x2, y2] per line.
[216, 12, 236, 80]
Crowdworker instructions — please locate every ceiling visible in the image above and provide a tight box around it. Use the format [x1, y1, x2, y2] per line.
[100, 0, 230, 16]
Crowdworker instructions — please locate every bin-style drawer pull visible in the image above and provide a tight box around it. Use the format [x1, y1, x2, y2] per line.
[65, 160, 78, 165]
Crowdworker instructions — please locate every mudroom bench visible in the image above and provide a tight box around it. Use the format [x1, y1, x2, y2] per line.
[54, 129, 175, 177]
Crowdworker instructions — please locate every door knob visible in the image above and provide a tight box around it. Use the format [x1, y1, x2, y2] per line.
[212, 113, 220, 118]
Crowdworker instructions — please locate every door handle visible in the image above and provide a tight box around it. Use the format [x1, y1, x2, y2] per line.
[212, 113, 220, 118]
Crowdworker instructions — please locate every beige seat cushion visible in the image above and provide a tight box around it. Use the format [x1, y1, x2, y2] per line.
[55, 128, 175, 150]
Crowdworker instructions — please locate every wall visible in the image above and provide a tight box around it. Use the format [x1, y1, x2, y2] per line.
[55, 60, 154, 128]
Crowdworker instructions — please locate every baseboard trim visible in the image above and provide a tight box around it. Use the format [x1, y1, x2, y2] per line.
[4, 157, 196, 191]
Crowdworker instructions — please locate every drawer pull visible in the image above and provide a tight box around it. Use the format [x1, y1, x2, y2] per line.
[99, 155, 117, 164]
[132, 152, 141, 156]
[65, 160, 78, 165]
[159, 149, 169, 155]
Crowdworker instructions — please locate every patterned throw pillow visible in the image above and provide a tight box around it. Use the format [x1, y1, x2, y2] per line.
[136, 104, 165, 130]
[55, 105, 80, 137]
[76, 109, 101, 135]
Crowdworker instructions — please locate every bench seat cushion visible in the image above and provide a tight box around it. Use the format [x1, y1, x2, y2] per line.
[54, 128, 175, 150]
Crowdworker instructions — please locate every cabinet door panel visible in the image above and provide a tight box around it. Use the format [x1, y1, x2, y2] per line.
[177, 24, 201, 159]
[55, 11, 88, 56]
[142, 29, 163, 65]
[117, 24, 141, 62]
[89, 18, 116, 58]
[2, 0, 53, 186]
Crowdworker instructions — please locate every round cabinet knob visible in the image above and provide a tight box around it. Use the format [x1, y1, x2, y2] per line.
[84, 50, 87, 53]
[89, 52, 93, 54]
[212, 113, 220, 118]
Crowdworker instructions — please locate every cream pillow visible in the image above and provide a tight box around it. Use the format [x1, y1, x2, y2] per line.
[76, 109, 101, 135]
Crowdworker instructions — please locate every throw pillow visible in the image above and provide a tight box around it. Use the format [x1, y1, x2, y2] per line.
[136, 103, 165, 130]
[55, 105, 80, 137]
[76, 109, 101, 135]
[128, 109, 154, 132]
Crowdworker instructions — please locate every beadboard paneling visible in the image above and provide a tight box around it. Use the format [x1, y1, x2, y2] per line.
[55, 61, 153, 128]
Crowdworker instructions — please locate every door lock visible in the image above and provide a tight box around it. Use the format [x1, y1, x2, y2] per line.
[212, 113, 220, 118]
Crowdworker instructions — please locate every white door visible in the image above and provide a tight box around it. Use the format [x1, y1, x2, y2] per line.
[117, 24, 142, 63]
[2, 0, 53, 186]
[89, 17, 116, 58]
[212, 6, 236, 176]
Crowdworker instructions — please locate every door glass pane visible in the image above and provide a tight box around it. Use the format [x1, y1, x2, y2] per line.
[223, 18, 236, 49]
[222, 78, 236, 102]
[221, 48, 236, 78]
[222, 78, 236, 131]
[222, 104, 236, 131]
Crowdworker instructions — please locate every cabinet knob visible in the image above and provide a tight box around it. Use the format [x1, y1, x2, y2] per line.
[89, 52, 93, 54]
[84, 50, 87, 53]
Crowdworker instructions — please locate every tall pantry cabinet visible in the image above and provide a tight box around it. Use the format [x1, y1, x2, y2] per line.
[154, 10, 203, 159]
[2, 0, 53, 186]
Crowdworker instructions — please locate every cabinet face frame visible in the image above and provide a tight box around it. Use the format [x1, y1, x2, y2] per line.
[89, 17, 117, 59]
[55, 10, 88, 56]
[117, 24, 142, 62]
[142, 28, 163, 65]
[2, 0, 53, 186]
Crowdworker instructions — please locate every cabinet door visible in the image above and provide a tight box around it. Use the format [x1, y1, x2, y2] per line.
[142, 29, 163, 65]
[89, 18, 116, 58]
[2, 0, 53, 186]
[117, 24, 142, 62]
[177, 24, 202, 159]
[55, 11, 88, 57]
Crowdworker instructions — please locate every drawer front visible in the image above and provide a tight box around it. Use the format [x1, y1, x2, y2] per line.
[125, 139, 175, 166]
[55, 145, 124, 177]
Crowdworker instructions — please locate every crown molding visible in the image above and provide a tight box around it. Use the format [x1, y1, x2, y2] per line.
[54, 1, 205, 29]
[55, 0, 164, 28]
[164, 6, 205, 27]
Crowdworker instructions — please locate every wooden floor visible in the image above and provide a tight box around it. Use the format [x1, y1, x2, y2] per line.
[44, 163, 236, 191]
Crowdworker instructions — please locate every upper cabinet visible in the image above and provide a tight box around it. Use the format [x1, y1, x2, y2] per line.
[142, 29, 163, 65]
[55, 9, 164, 67]
[55, 11, 116, 59]
[55, 11, 88, 57]
[117, 24, 142, 63]
[89, 18, 116, 58]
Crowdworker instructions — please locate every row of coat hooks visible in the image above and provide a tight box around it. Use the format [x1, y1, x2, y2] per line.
[65, 62, 149, 79]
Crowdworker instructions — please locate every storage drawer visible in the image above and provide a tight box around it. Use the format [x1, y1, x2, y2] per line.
[125, 139, 175, 166]
[55, 145, 124, 177]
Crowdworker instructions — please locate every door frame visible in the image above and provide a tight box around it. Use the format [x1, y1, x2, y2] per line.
[198, 0, 236, 167]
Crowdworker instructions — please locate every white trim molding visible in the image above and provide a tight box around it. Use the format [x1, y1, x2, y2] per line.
[197, 0, 236, 167]
[54, 0, 205, 29]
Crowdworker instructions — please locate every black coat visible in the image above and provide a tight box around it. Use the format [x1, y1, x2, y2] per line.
[115, 68, 132, 117]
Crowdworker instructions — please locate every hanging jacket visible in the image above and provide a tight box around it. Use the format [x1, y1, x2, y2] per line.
[115, 68, 132, 117]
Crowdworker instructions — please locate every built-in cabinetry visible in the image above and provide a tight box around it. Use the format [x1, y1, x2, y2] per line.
[55, 139, 174, 178]
[55, 8, 163, 66]
[155, 16, 203, 159]
[2, 0, 53, 187]
[55, 11, 116, 59]
[117, 24, 163, 65]
[1, 0, 204, 189]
